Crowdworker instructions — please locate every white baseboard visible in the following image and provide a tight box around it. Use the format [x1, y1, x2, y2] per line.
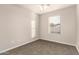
[0, 37, 77, 54]
[40, 37, 76, 46]
[0, 38, 38, 54]
[76, 45, 79, 53]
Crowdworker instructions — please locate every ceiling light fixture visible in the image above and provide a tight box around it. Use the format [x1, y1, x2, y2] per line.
[40, 4, 50, 12]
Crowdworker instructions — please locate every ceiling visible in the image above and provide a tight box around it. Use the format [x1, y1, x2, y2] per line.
[20, 4, 75, 14]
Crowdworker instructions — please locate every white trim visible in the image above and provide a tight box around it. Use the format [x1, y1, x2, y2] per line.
[76, 45, 79, 53]
[40, 37, 76, 46]
[0, 37, 77, 54]
[0, 38, 38, 54]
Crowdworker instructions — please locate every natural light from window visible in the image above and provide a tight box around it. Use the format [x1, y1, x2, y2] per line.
[32, 19, 36, 38]
[48, 16, 60, 33]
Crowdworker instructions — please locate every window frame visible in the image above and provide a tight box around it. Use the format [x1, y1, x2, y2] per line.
[48, 15, 61, 34]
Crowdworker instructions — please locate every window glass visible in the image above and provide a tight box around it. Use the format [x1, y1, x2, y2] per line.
[48, 16, 61, 33]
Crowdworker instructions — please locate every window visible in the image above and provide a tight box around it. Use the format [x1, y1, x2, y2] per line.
[32, 19, 36, 38]
[48, 16, 61, 33]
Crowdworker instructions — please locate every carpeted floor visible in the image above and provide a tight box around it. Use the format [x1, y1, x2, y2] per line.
[0, 39, 79, 55]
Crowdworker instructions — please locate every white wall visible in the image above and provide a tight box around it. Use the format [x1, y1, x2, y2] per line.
[40, 5, 77, 46]
[36, 14, 40, 38]
[0, 4, 77, 53]
[76, 5, 79, 52]
[0, 5, 38, 53]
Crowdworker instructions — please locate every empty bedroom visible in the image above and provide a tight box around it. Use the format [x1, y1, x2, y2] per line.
[0, 4, 79, 55]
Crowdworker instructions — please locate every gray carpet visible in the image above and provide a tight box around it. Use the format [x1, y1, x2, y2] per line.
[0, 39, 79, 55]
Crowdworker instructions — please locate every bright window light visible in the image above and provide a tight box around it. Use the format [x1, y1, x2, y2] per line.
[49, 16, 60, 25]
[32, 20, 36, 38]
[48, 16, 61, 33]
